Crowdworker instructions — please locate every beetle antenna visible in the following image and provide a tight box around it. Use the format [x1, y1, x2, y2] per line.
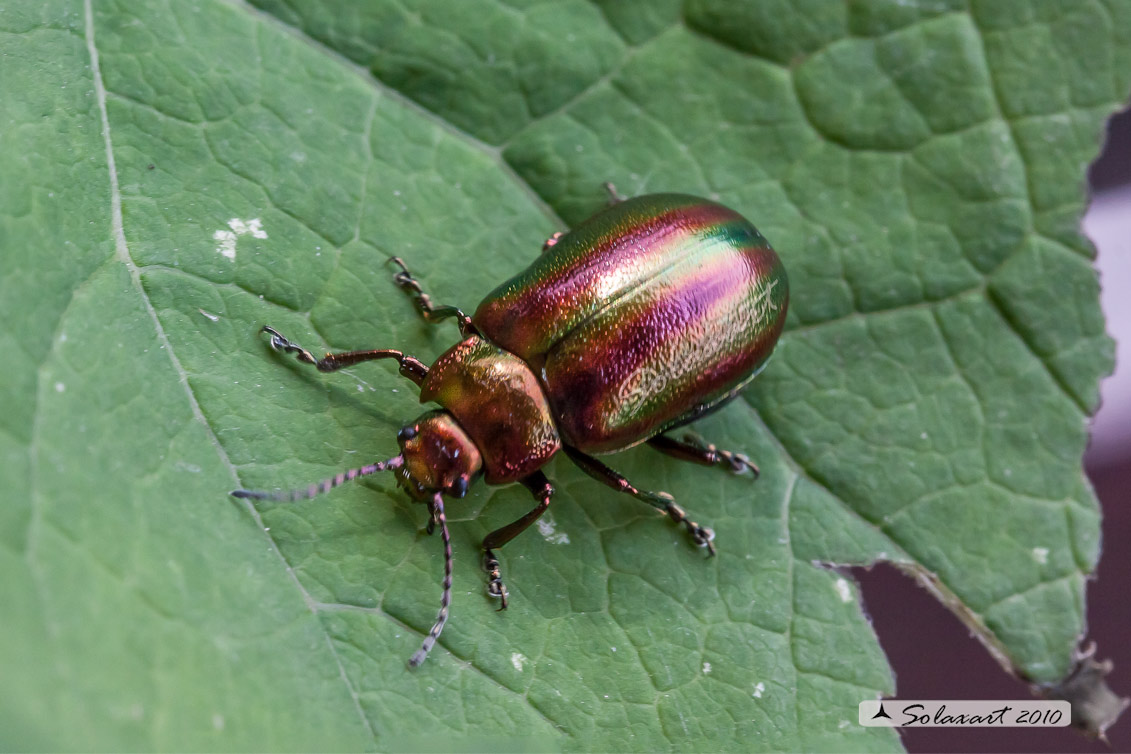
[231, 455, 404, 501]
[409, 491, 453, 667]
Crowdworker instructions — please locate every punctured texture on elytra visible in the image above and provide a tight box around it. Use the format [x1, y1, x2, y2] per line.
[475, 194, 789, 453]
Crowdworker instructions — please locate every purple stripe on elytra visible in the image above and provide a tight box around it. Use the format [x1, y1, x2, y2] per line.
[546, 242, 785, 450]
[476, 199, 752, 360]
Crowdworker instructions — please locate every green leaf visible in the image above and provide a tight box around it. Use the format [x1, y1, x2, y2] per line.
[2, 0, 1126, 750]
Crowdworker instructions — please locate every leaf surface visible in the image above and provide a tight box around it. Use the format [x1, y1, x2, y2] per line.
[2, 0, 1127, 750]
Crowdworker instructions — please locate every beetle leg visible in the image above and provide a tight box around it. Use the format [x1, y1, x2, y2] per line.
[541, 231, 563, 252]
[647, 434, 759, 477]
[602, 181, 625, 205]
[258, 326, 429, 385]
[388, 257, 480, 338]
[481, 471, 554, 610]
[562, 446, 716, 555]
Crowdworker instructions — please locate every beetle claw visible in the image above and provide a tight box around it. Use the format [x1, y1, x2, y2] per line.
[483, 549, 509, 610]
[260, 325, 319, 366]
[542, 231, 563, 252]
[728, 452, 760, 477]
[691, 525, 717, 556]
[659, 499, 717, 556]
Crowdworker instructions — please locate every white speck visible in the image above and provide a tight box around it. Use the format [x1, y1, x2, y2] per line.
[290, 151, 306, 163]
[920, 432, 928, 440]
[753, 682, 765, 698]
[212, 713, 225, 730]
[214, 217, 268, 259]
[834, 578, 852, 603]
[1032, 547, 1049, 564]
[575, 144, 584, 152]
[536, 515, 570, 544]
[611, 646, 617, 653]
[59, 333, 67, 343]
[510, 652, 527, 671]
[357, 385, 364, 392]
[838, 720, 850, 729]
[213, 229, 237, 259]
[229, 217, 267, 239]
[702, 661, 712, 674]
[54, 382, 65, 393]
[198, 308, 220, 322]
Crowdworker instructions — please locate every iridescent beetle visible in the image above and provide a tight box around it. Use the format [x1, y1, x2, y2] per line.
[234, 190, 789, 666]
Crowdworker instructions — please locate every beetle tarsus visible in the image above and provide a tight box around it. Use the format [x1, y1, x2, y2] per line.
[483, 550, 509, 610]
[388, 257, 480, 338]
[647, 434, 760, 478]
[541, 231, 563, 252]
[258, 325, 430, 384]
[262, 325, 319, 365]
[563, 446, 717, 556]
[646, 495, 714, 553]
[602, 181, 624, 205]
[727, 452, 759, 477]
[477, 472, 553, 609]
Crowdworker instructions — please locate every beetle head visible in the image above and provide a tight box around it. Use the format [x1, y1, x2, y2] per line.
[396, 410, 483, 501]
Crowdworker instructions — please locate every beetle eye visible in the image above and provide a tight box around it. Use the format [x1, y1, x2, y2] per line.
[397, 425, 418, 442]
[450, 476, 469, 498]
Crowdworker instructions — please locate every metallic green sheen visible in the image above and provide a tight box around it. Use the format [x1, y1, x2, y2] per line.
[474, 194, 788, 454]
[420, 336, 561, 483]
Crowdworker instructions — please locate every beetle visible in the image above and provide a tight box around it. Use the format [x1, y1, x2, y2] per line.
[233, 190, 789, 666]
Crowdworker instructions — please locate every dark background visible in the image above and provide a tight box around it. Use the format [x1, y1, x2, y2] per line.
[855, 108, 1131, 753]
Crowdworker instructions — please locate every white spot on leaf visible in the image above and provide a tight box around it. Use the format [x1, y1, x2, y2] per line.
[54, 382, 65, 393]
[510, 652, 527, 671]
[213, 217, 268, 260]
[213, 229, 237, 260]
[702, 661, 712, 674]
[536, 514, 570, 545]
[752, 682, 765, 698]
[834, 578, 852, 603]
[1032, 547, 1049, 564]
